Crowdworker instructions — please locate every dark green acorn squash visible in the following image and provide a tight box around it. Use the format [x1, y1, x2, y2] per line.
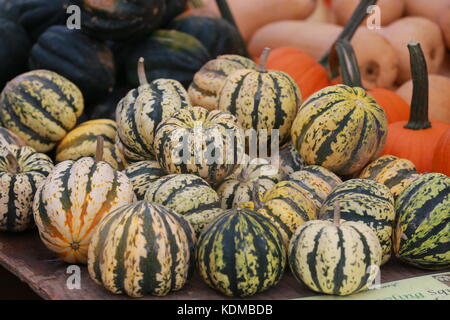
[161, 0, 187, 26]
[169, 14, 246, 58]
[125, 30, 211, 88]
[0, 18, 31, 90]
[70, 0, 166, 41]
[0, 0, 69, 41]
[29, 26, 116, 103]
[87, 87, 130, 121]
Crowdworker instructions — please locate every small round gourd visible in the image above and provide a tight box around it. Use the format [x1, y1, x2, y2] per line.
[0, 145, 53, 232]
[154, 106, 244, 185]
[216, 156, 283, 209]
[218, 48, 302, 145]
[0, 70, 84, 152]
[291, 84, 388, 176]
[359, 155, 420, 199]
[240, 181, 318, 249]
[33, 141, 136, 264]
[56, 119, 126, 170]
[188, 54, 256, 111]
[88, 201, 196, 298]
[288, 165, 343, 209]
[116, 58, 191, 163]
[196, 208, 286, 297]
[320, 179, 396, 264]
[394, 173, 450, 270]
[289, 202, 382, 296]
[123, 161, 165, 200]
[145, 174, 222, 233]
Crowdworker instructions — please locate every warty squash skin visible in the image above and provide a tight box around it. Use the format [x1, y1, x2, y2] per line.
[123, 161, 165, 201]
[144, 174, 223, 234]
[289, 205, 382, 296]
[0, 70, 84, 153]
[288, 165, 343, 209]
[29, 26, 116, 103]
[0, 126, 25, 149]
[115, 63, 191, 163]
[291, 84, 388, 176]
[154, 106, 244, 185]
[218, 49, 302, 145]
[216, 156, 283, 209]
[71, 0, 166, 41]
[56, 119, 126, 170]
[196, 208, 286, 297]
[359, 155, 420, 199]
[188, 54, 257, 111]
[88, 201, 196, 298]
[33, 157, 136, 264]
[240, 181, 318, 249]
[0, 145, 53, 232]
[320, 179, 396, 264]
[394, 173, 450, 270]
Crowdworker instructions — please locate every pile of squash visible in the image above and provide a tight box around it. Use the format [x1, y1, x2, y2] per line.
[0, 0, 448, 299]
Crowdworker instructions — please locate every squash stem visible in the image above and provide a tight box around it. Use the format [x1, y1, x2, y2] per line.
[258, 48, 271, 72]
[137, 57, 148, 86]
[333, 201, 341, 227]
[330, 39, 364, 88]
[319, 0, 378, 67]
[6, 152, 19, 174]
[405, 42, 431, 130]
[215, 0, 251, 58]
[95, 136, 104, 162]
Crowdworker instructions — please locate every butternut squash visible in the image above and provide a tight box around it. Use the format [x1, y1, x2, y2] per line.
[404, 0, 450, 23]
[381, 17, 445, 85]
[439, 9, 450, 50]
[204, 0, 317, 41]
[332, 0, 405, 27]
[396, 75, 450, 123]
[249, 22, 399, 89]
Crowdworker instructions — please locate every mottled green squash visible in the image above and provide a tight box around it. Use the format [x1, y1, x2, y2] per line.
[0, 145, 53, 232]
[0, 70, 84, 152]
[88, 201, 196, 298]
[275, 143, 305, 176]
[320, 179, 396, 264]
[291, 84, 388, 176]
[0, 126, 26, 149]
[123, 161, 165, 200]
[394, 173, 449, 270]
[196, 208, 286, 297]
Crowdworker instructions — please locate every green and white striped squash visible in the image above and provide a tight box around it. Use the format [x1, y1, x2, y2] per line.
[196, 208, 286, 297]
[0, 126, 25, 149]
[123, 160, 165, 200]
[359, 155, 420, 199]
[394, 173, 450, 270]
[320, 179, 396, 264]
[218, 49, 301, 145]
[276, 143, 305, 176]
[33, 157, 136, 264]
[88, 201, 196, 298]
[289, 209, 382, 296]
[56, 119, 126, 170]
[154, 106, 244, 185]
[240, 181, 318, 249]
[0, 145, 53, 232]
[188, 54, 257, 111]
[216, 155, 283, 209]
[291, 85, 388, 176]
[145, 174, 223, 233]
[288, 165, 343, 209]
[0, 70, 84, 152]
[115, 75, 191, 163]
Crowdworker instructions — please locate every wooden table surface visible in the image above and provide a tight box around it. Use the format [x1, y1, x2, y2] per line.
[0, 230, 444, 300]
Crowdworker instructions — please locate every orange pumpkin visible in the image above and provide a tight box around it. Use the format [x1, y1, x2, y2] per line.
[264, 0, 378, 99]
[382, 42, 450, 173]
[331, 39, 410, 124]
[432, 128, 450, 176]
